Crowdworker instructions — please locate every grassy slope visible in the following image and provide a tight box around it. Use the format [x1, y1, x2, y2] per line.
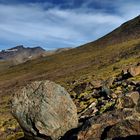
[0, 39, 140, 87]
[0, 15, 140, 139]
[1, 38, 140, 139]
[0, 15, 140, 88]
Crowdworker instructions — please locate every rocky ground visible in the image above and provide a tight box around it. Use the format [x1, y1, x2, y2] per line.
[0, 15, 140, 140]
[63, 64, 140, 140]
[8, 63, 140, 140]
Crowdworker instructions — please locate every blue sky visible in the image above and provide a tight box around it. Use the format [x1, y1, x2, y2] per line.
[0, 0, 140, 50]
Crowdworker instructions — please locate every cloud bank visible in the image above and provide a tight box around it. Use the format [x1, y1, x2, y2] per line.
[0, 0, 140, 50]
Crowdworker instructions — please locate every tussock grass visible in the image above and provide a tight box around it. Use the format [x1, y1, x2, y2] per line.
[0, 38, 140, 139]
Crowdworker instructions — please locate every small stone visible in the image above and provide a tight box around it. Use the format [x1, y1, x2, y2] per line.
[126, 91, 139, 105]
[116, 96, 135, 109]
[106, 119, 140, 139]
[136, 97, 140, 113]
[110, 93, 118, 99]
[90, 80, 102, 89]
[128, 66, 140, 77]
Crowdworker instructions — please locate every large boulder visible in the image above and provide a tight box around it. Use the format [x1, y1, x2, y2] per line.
[11, 80, 78, 140]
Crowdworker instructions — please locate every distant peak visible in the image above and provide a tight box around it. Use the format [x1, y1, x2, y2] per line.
[33, 46, 46, 51]
[9, 45, 25, 50]
[8, 45, 46, 51]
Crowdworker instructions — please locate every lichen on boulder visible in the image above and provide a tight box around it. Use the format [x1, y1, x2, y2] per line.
[11, 80, 78, 140]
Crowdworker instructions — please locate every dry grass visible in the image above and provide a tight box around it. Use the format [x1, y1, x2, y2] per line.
[0, 26, 140, 139]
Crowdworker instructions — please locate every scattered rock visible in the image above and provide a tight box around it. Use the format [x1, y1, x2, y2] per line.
[126, 91, 139, 105]
[100, 86, 111, 98]
[11, 80, 78, 140]
[62, 67, 140, 140]
[110, 93, 118, 99]
[91, 89, 101, 98]
[106, 119, 140, 139]
[105, 77, 118, 88]
[79, 101, 98, 119]
[136, 96, 140, 113]
[116, 96, 135, 109]
[8, 64, 140, 140]
[128, 65, 140, 77]
[67, 109, 135, 140]
[90, 80, 102, 89]
[72, 82, 90, 95]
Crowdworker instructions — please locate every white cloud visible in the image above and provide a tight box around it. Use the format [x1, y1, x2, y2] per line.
[0, 1, 139, 50]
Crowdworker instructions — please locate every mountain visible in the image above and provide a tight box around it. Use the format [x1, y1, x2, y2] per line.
[0, 15, 140, 139]
[81, 15, 140, 48]
[0, 15, 139, 84]
[44, 47, 72, 56]
[0, 45, 46, 64]
[0, 45, 72, 65]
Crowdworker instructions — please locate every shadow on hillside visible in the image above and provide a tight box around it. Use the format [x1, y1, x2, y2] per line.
[17, 138, 26, 140]
[112, 135, 140, 140]
[17, 134, 140, 140]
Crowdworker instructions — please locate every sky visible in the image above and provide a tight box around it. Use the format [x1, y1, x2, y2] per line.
[0, 0, 140, 50]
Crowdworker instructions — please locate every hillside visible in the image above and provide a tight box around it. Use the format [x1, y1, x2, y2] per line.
[0, 15, 140, 88]
[81, 15, 140, 48]
[0, 15, 140, 139]
[0, 46, 72, 71]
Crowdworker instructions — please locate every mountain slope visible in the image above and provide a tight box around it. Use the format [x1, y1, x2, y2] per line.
[81, 15, 140, 49]
[0, 15, 140, 140]
[0, 16, 140, 88]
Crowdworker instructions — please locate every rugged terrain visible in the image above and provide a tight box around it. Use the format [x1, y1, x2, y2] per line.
[0, 15, 140, 139]
[0, 45, 71, 70]
[0, 45, 46, 64]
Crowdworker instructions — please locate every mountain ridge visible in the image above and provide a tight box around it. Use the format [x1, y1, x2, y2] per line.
[0, 45, 72, 65]
[0, 15, 140, 85]
[0, 45, 46, 64]
[0, 15, 140, 140]
[79, 15, 140, 49]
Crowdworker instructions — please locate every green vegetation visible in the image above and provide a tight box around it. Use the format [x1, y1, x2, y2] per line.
[0, 95, 23, 140]
[0, 16, 140, 139]
[0, 38, 140, 139]
[0, 39, 140, 87]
